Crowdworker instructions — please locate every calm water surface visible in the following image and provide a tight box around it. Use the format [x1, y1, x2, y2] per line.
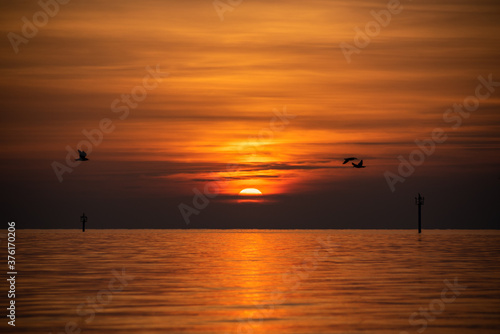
[3, 230, 500, 333]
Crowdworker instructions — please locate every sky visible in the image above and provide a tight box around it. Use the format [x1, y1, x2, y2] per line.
[1, 0, 499, 229]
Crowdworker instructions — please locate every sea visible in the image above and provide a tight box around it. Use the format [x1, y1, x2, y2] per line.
[2, 229, 500, 333]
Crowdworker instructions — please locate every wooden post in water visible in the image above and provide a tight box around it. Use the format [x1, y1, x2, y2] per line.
[415, 194, 424, 233]
[81, 213, 87, 232]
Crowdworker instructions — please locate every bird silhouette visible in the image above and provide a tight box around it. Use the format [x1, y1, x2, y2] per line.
[352, 160, 366, 168]
[75, 150, 89, 161]
[343, 157, 357, 164]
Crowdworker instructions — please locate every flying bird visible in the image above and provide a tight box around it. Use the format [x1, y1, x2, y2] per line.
[352, 160, 366, 168]
[343, 157, 357, 164]
[75, 150, 89, 161]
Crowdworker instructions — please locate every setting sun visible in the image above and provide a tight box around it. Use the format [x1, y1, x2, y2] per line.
[238, 188, 263, 196]
[1, 0, 499, 333]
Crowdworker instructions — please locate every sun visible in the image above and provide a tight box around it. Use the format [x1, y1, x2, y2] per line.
[238, 188, 263, 196]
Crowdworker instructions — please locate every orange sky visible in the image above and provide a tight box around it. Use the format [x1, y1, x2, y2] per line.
[1, 0, 499, 228]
